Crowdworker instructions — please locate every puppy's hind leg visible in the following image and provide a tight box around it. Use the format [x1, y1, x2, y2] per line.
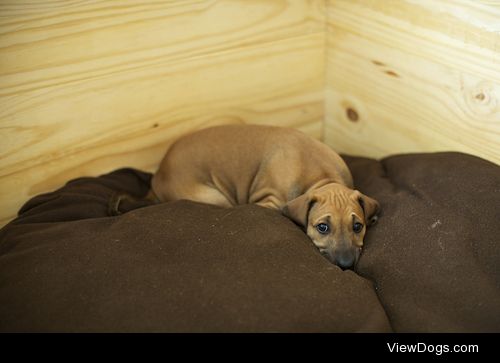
[149, 179, 233, 208]
[185, 184, 233, 208]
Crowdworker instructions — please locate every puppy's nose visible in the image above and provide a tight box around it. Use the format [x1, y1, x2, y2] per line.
[335, 249, 356, 269]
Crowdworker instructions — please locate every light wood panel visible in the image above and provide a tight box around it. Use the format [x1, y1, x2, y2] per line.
[3, 0, 500, 228]
[325, 0, 500, 164]
[0, 0, 326, 226]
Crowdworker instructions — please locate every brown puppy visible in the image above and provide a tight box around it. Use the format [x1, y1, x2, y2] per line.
[151, 124, 379, 269]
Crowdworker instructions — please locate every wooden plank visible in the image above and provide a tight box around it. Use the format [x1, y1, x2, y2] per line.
[325, 0, 500, 164]
[0, 0, 325, 96]
[0, 1, 326, 226]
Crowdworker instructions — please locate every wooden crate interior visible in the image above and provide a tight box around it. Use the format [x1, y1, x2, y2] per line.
[1, 0, 499, 226]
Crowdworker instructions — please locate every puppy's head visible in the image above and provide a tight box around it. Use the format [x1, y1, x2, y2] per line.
[282, 183, 379, 269]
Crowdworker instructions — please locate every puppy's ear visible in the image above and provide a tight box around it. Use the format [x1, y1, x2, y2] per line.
[282, 193, 315, 228]
[355, 191, 380, 226]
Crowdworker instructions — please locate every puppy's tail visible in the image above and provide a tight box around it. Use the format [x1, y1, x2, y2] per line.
[108, 189, 159, 216]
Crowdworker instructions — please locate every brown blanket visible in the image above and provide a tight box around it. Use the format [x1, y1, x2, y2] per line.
[0, 152, 499, 332]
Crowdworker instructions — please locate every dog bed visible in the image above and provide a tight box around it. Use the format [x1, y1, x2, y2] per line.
[0, 152, 498, 332]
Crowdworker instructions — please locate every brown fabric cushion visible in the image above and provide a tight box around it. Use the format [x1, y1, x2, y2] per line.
[346, 153, 500, 332]
[0, 169, 390, 333]
[1, 152, 499, 332]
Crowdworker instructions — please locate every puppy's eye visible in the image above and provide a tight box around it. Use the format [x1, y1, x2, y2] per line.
[353, 222, 364, 233]
[316, 223, 330, 234]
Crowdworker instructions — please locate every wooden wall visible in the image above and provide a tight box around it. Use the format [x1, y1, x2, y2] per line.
[325, 0, 500, 163]
[0, 0, 326, 226]
[2, 0, 500, 227]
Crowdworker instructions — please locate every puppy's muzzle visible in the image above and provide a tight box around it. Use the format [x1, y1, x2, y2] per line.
[320, 247, 360, 269]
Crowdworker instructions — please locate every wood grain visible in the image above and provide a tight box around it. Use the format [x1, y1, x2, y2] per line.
[325, 0, 500, 164]
[0, 0, 326, 226]
[3, 0, 500, 228]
